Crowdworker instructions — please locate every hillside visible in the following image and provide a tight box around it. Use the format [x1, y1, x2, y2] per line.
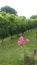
[0, 28, 37, 65]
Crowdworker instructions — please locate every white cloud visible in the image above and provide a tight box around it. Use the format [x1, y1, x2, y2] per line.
[0, 0, 37, 18]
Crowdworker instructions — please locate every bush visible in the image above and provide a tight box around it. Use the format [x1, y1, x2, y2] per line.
[0, 12, 37, 39]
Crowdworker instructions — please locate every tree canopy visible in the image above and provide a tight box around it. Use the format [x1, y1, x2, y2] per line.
[30, 15, 37, 19]
[0, 6, 17, 15]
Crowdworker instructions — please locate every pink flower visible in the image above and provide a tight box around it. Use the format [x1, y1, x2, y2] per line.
[19, 36, 24, 41]
[17, 36, 30, 46]
[17, 41, 21, 46]
[17, 36, 25, 45]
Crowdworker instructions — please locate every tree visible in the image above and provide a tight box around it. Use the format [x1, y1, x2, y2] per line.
[0, 6, 17, 15]
[30, 15, 37, 19]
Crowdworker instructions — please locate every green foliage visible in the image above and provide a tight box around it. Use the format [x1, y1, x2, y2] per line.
[0, 12, 37, 41]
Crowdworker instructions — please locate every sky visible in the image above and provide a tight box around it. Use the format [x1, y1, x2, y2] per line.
[0, 0, 37, 18]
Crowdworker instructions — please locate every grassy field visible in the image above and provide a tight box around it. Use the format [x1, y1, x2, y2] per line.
[0, 28, 37, 65]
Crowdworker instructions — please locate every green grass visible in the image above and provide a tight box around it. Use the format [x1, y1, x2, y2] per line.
[0, 28, 37, 65]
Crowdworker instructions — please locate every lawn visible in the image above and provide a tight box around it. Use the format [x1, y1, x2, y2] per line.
[0, 28, 37, 65]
